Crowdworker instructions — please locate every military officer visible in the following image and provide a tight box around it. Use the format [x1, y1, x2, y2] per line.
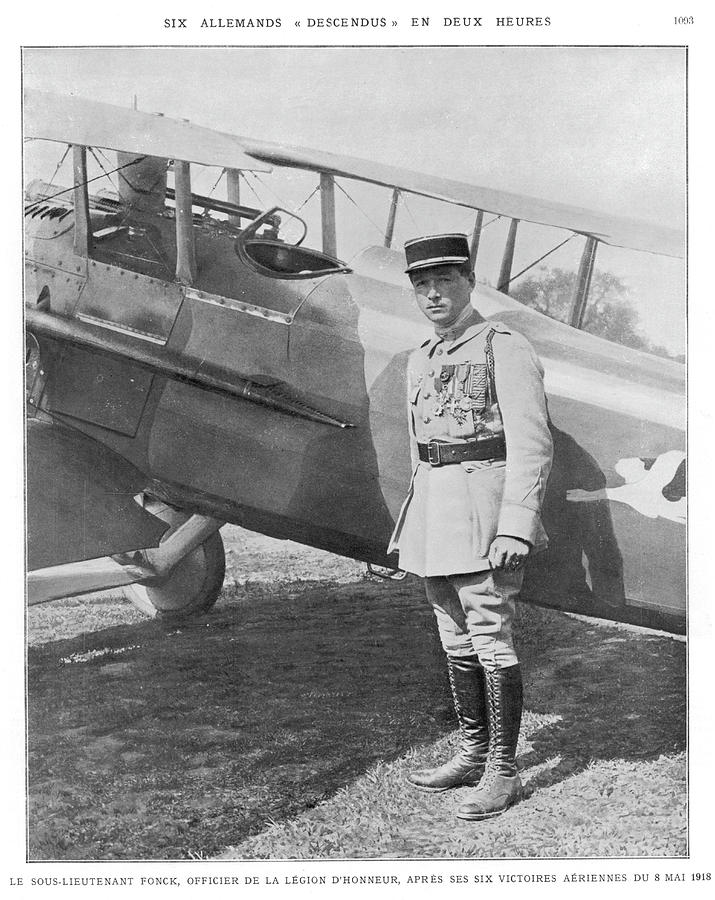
[388, 233, 553, 820]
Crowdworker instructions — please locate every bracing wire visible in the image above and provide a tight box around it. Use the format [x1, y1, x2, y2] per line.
[94, 148, 133, 228]
[206, 167, 226, 199]
[400, 194, 422, 235]
[46, 145, 71, 189]
[89, 148, 119, 194]
[481, 214, 502, 230]
[251, 171, 292, 211]
[239, 171, 265, 206]
[25, 156, 147, 213]
[505, 234, 576, 286]
[334, 180, 386, 240]
[94, 148, 170, 268]
[143, 231, 173, 275]
[296, 184, 320, 212]
[399, 201, 501, 243]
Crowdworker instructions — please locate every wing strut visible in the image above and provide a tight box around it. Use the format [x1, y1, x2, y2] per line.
[569, 236, 599, 328]
[174, 160, 197, 285]
[384, 188, 400, 248]
[469, 210, 484, 269]
[497, 218, 520, 293]
[72, 145, 92, 258]
[226, 168, 242, 225]
[320, 173, 337, 257]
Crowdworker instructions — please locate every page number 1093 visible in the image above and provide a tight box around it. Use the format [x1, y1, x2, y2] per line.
[674, 15, 694, 23]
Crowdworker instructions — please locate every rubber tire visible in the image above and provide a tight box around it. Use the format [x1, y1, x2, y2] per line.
[121, 504, 226, 621]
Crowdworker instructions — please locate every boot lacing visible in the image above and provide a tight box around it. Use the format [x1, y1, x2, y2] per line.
[447, 660, 468, 746]
[481, 667, 515, 786]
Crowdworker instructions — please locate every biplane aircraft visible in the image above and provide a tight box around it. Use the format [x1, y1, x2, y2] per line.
[24, 90, 686, 633]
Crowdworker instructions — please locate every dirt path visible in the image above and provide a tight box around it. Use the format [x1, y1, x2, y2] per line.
[27, 527, 686, 860]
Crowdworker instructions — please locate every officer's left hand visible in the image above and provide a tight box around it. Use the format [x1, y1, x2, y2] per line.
[488, 536, 531, 572]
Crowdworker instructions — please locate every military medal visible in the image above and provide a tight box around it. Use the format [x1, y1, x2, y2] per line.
[467, 364, 487, 407]
[451, 399, 470, 425]
[433, 365, 453, 417]
[433, 390, 448, 416]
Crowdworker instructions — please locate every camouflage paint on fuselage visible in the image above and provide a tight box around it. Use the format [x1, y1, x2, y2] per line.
[25, 195, 685, 632]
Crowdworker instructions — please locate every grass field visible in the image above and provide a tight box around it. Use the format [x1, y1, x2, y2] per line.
[27, 527, 686, 860]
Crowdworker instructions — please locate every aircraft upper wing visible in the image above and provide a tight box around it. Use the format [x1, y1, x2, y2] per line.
[239, 137, 683, 259]
[24, 90, 271, 172]
[24, 90, 681, 258]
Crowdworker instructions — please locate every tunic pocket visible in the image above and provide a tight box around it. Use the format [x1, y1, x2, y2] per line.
[463, 463, 506, 561]
[461, 458, 506, 473]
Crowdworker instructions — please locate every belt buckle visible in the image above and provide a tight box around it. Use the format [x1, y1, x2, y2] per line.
[427, 441, 442, 466]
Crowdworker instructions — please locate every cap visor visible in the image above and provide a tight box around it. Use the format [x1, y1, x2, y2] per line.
[405, 255, 470, 273]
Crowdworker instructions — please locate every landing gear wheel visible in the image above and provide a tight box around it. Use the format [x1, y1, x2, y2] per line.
[122, 501, 226, 620]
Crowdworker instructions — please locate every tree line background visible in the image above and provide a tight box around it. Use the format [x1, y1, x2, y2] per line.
[507, 267, 684, 363]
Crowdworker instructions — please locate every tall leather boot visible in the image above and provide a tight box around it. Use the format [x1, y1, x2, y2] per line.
[408, 655, 489, 791]
[456, 664, 523, 819]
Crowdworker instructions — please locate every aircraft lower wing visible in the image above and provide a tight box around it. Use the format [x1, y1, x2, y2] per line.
[27, 419, 168, 570]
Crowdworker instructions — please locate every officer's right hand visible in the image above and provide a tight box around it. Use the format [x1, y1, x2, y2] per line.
[488, 535, 530, 572]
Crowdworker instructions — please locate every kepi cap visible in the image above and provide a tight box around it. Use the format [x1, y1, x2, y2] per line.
[404, 233, 470, 274]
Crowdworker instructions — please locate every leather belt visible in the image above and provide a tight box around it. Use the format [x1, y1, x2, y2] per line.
[417, 437, 506, 467]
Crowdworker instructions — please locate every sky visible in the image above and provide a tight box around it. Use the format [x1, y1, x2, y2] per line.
[23, 47, 686, 352]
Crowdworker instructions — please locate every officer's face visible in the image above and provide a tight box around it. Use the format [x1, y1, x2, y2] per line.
[410, 265, 475, 328]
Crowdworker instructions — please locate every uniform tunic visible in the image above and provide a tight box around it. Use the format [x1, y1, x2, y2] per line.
[388, 315, 553, 579]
